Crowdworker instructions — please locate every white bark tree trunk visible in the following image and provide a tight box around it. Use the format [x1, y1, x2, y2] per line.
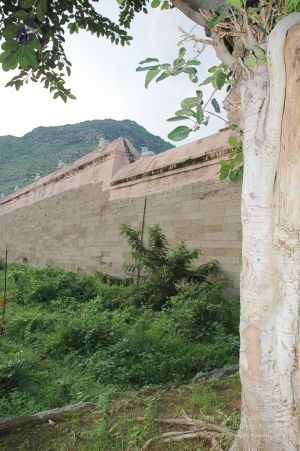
[231, 15, 300, 451]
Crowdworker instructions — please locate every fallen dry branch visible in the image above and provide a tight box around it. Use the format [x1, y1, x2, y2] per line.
[138, 416, 233, 449]
[0, 402, 96, 435]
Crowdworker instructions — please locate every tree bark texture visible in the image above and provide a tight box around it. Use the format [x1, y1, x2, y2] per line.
[232, 16, 300, 451]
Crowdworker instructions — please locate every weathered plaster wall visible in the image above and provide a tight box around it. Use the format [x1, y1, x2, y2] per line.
[0, 131, 242, 293]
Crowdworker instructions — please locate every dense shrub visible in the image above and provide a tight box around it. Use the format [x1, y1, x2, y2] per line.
[10, 264, 98, 305]
[166, 281, 240, 341]
[1, 259, 240, 418]
[0, 350, 37, 392]
[46, 281, 239, 385]
[53, 309, 130, 354]
[88, 306, 238, 385]
[120, 223, 219, 309]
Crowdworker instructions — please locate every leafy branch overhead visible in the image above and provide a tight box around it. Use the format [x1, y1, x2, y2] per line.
[0, 0, 147, 101]
[136, 0, 300, 178]
[136, 48, 232, 141]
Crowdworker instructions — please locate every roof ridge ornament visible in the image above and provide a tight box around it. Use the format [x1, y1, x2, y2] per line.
[99, 136, 109, 147]
[141, 146, 155, 158]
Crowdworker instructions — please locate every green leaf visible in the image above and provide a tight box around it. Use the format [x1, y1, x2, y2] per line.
[201, 76, 213, 86]
[2, 52, 18, 71]
[228, 136, 238, 147]
[138, 57, 159, 64]
[151, 0, 161, 7]
[213, 70, 226, 89]
[175, 109, 195, 117]
[211, 98, 221, 113]
[156, 71, 170, 82]
[1, 40, 18, 52]
[136, 65, 159, 72]
[167, 116, 189, 122]
[196, 107, 204, 124]
[18, 53, 30, 69]
[22, 45, 38, 67]
[253, 45, 267, 63]
[12, 10, 29, 19]
[229, 166, 243, 182]
[0, 51, 9, 63]
[181, 97, 200, 109]
[227, 0, 243, 9]
[145, 68, 160, 88]
[183, 67, 198, 83]
[219, 161, 230, 181]
[2, 24, 19, 40]
[186, 59, 200, 66]
[178, 47, 186, 58]
[20, 0, 35, 7]
[173, 58, 185, 69]
[36, 0, 48, 22]
[284, 0, 300, 12]
[68, 23, 78, 34]
[168, 125, 191, 141]
[244, 55, 257, 67]
[31, 37, 42, 51]
[207, 13, 228, 29]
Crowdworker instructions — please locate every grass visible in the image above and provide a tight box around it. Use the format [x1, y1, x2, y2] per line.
[0, 263, 240, 450]
[0, 374, 241, 450]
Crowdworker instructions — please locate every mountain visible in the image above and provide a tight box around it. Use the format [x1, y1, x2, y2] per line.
[0, 119, 171, 195]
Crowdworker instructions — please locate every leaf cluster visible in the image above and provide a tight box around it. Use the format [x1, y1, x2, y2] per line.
[0, 0, 143, 100]
[220, 134, 243, 182]
[137, 49, 232, 141]
[136, 47, 200, 88]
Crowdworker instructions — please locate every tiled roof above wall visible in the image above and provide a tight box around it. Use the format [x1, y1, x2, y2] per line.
[111, 129, 232, 186]
[0, 138, 139, 207]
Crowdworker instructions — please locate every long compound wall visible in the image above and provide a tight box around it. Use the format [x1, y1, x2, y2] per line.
[0, 131, 242, 294]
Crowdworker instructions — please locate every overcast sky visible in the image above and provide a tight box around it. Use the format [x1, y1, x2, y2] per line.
[0, 2, 226, 146]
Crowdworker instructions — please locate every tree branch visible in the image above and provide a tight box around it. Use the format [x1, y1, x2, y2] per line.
[212, 33, 238, 68]
[172, 0, 237, 68]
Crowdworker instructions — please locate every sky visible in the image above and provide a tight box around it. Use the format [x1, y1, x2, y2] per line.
[0, 2, 226, 146]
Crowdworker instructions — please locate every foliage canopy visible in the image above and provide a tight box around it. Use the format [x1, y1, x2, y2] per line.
[0, 0, 147, 101]
[120, 223, 220, 309]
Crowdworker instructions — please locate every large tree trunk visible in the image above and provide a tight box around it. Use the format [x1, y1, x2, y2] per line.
[231, 17, 300, 451]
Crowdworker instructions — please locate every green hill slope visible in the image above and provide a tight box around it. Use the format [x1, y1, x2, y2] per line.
[0, 119, 171, 195]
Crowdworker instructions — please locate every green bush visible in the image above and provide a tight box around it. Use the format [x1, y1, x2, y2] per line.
[89, 306, 238, 385]
[46, 300, 136, 355]
[0, 261, 240, 418]
[165, 281, 239, 341]
[120, 223, 219, 309]
[0, 350, 37, 392]
[10, 264, 98, 305]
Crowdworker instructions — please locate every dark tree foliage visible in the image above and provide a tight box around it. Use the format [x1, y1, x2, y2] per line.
[0, 0, 148, 101]
[120, 223, 219, 309]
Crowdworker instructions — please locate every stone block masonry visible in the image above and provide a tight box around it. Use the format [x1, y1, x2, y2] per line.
[0, 131, 242, 294]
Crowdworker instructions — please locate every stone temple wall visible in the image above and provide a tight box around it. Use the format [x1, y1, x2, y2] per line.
[0, 130, 242, 294]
